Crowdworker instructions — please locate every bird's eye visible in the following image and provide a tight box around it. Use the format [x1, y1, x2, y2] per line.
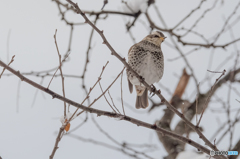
[154, 35, 159, 38]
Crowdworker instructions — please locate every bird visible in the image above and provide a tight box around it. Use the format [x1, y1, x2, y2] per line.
[126, 31, 166, 109]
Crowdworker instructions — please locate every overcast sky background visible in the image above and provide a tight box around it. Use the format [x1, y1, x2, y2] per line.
[0, 0, 240, 159]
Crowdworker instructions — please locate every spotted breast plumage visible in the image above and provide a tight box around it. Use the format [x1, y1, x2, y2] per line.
[126, 31, 166, 109]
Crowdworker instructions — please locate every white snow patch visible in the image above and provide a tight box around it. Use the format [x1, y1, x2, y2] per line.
[122, 0, 148, 13]
[66, 112, 73, 120]
[60, 115, 65, 125]
[60, 112, 75, 125]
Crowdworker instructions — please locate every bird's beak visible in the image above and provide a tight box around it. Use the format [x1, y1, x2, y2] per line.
[160, 37, 167, 41]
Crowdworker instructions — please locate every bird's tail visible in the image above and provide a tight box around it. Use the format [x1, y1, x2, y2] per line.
[135, 86, 149, 109]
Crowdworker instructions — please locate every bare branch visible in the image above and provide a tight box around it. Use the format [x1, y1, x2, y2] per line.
[47, 51, 70, 89]
[49, 127, 65, 159]
[53, 29, 67, 117]
[76, 61, 109, 117]
[0, 59, 221, 158]
[101, 0, 108, 10]
[99, 81, 119, 114]
[64, 1, 226, 156]
[197, 69, 226, 127]
[172, 0, 207, 29]
[120, 67, 125, 115]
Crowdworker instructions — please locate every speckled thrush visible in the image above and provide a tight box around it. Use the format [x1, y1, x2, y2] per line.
[127, 31, 166, 109]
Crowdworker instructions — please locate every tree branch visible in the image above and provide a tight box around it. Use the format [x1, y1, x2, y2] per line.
[0, 59, 221, 158]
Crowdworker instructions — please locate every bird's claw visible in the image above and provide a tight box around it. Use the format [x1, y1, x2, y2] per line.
[150, 84, 156, 97]
[139, 76, 145, 83]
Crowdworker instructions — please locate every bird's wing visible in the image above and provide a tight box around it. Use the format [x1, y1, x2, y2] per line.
[128, 44, 135, 55]
[127, 77, 133, 93]
[126, 44, 137, 94]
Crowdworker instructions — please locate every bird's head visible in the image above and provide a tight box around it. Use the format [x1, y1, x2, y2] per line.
[143, 31, 166, 46]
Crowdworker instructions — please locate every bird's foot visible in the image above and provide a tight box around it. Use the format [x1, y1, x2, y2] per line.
[150, 84, 156, 97]
[157, 89, 161, 94]
[139, 76, 145, 83]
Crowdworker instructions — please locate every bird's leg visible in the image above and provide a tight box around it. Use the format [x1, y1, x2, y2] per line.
[139, 76, 144, 86]
[150, 84, 156, 97]
[139, 76, 145, 83]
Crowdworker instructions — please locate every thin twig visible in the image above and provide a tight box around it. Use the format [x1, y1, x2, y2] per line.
[122, 1, 135, 13]
[101, 0, 108, 10]
[168, 47, 201, 62]
[215, 116, 240, 146]
[49, 127, 65, 159]
[197, 69, 226, 127]
[181, 0, 218, 37]
[67, 112, 88, 133]
[31, 78, 44, 107]
[49, 59, 109, 159]
[78, 67, 125, 116]
[67, 133, 143, 159]
[74, 61, 109, 118]
[207, 70, 225, 74]
[212, 1, 240, 43]
[99, 81, 119, 114]
[172, 0, 206, 29]
[47, 51, 70, 89]
[178, 28, 209, 43]
[81, 15, 99, 104]
[0, 55, 15, 78]
[108, 90, 121, 113]
[53, 29, 67, 117]
[92, 115, 155, 159]
[120, 67, 125, 115]
[149, 4, 240, 49]
[196, 83, 200, 125]
[227, 52, 239, 150]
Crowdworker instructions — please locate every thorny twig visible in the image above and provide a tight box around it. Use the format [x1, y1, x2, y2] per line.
[81, 15, 99, 104]
[67, 133, 144, 159]
[120, 67, 125, 115]
[31, 78, 44, 107]
[92, 116, 155, 159]
[47, 51, 70, 89]
[76, 61, 109, 117]
[108, 90, 121, 113]
[77, 66, 125, 116]
[50, 61, 109, 159]
[168, 47, 201, 62]
[0, 55, 15, 78]
[101, 0, 108, 10]
[53, 29, 67, 117]
[212, 1, 240, 43]
[79, 67, 125, 116]
[181, 0, 218, 37]
[172, 0, 207, 29]
[99, 81, 119, 114]
[197, 69, 226, 127]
